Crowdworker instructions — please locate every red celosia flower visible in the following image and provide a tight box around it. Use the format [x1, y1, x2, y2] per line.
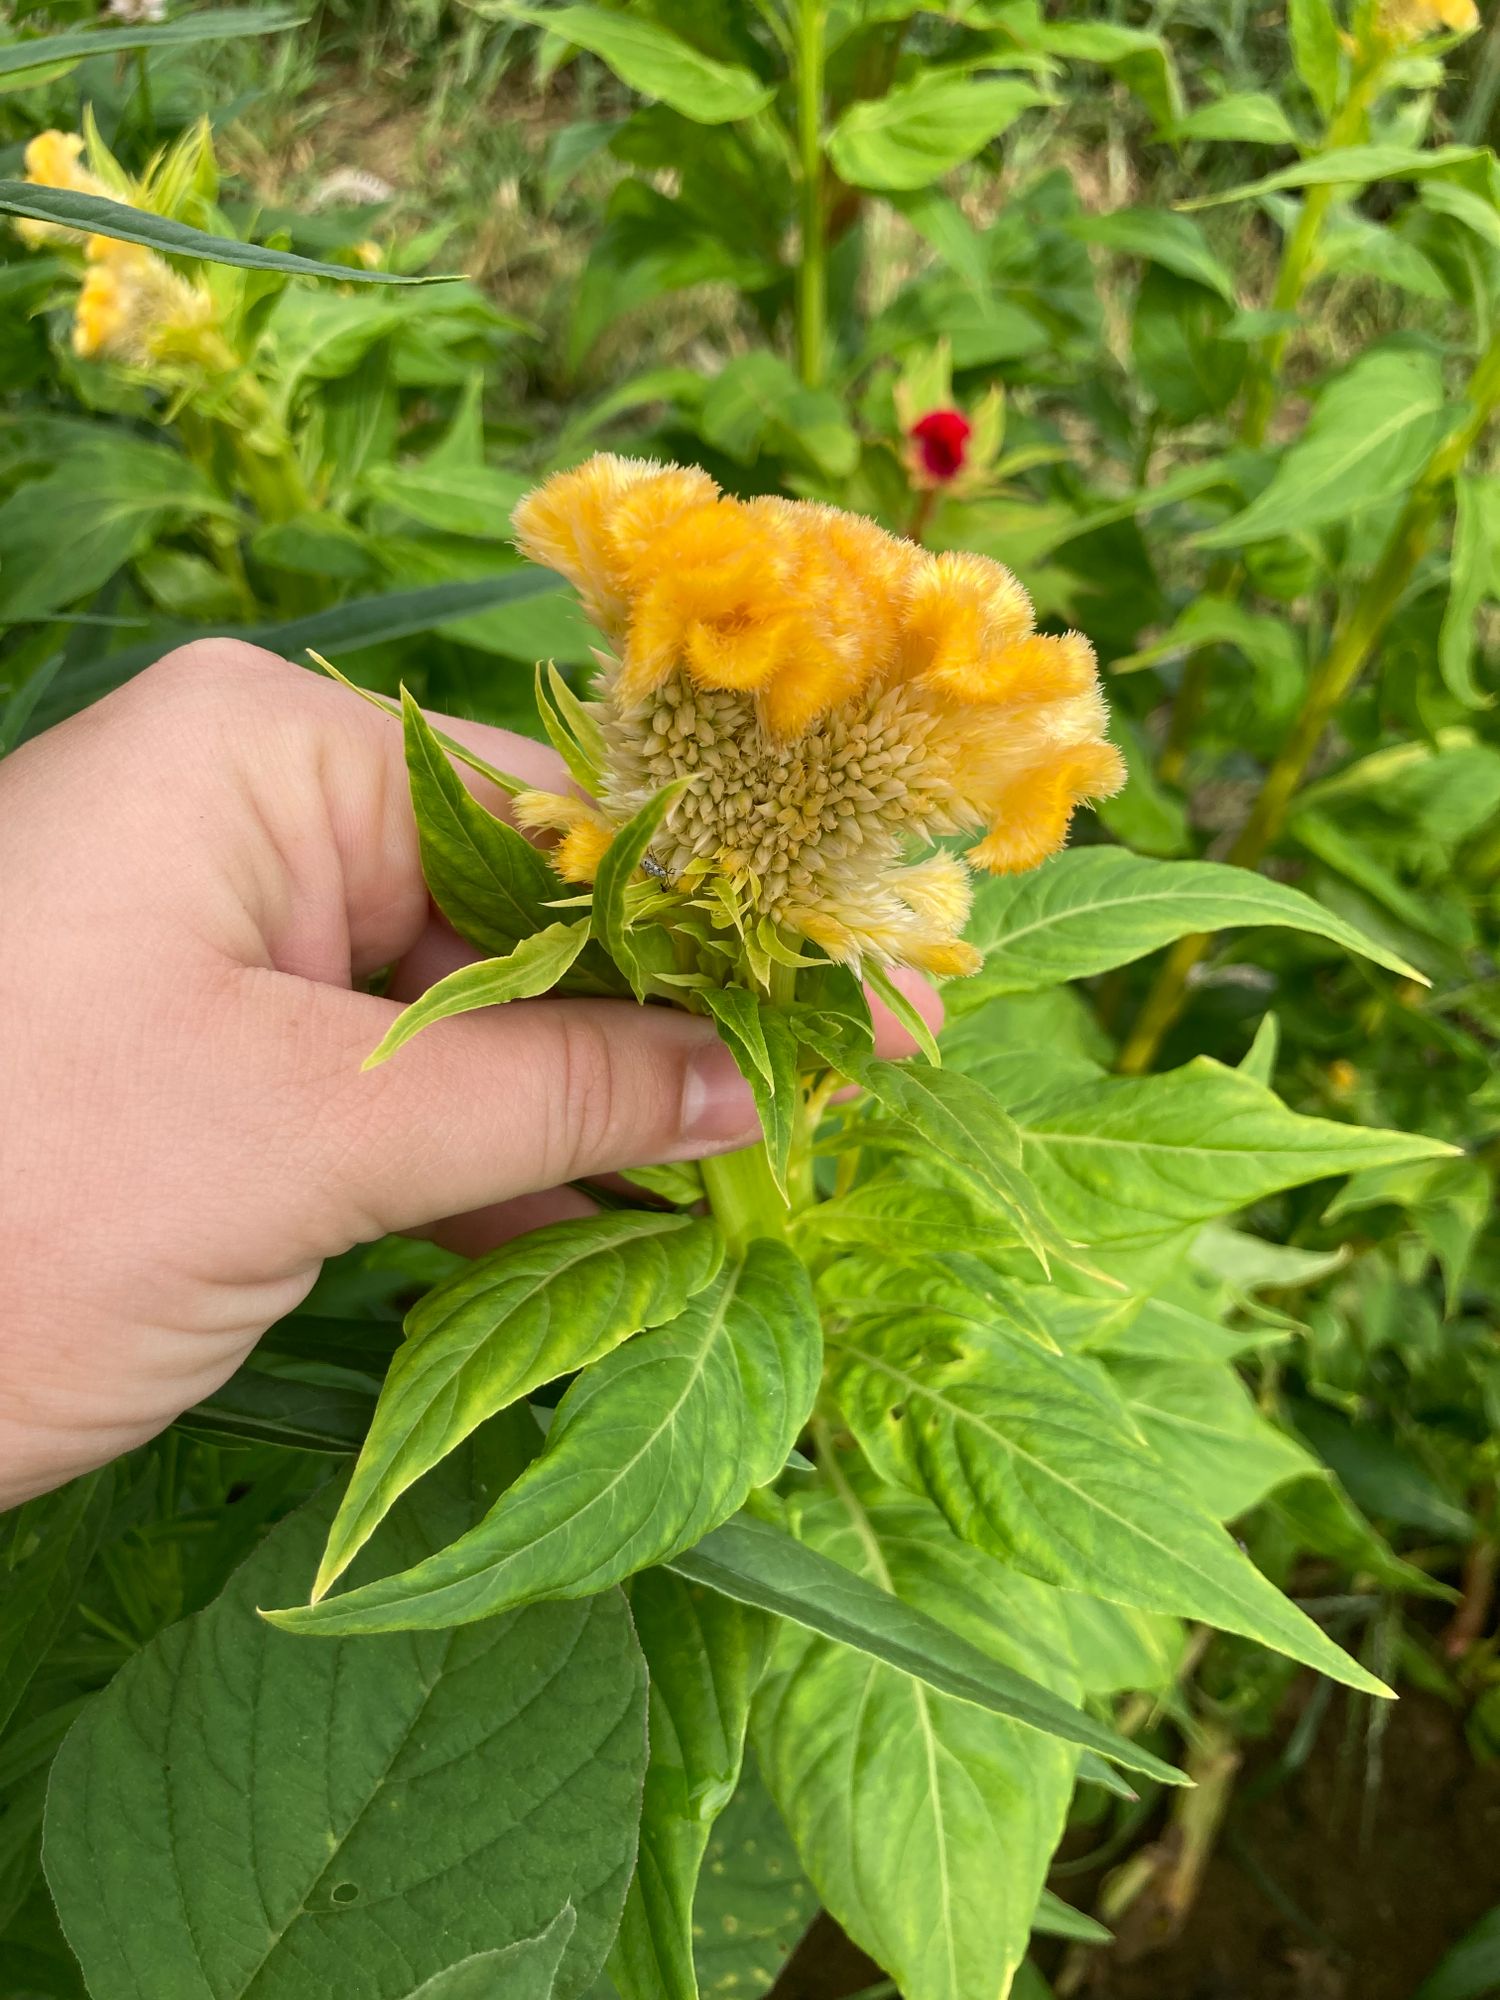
[909, 408, 973, 483]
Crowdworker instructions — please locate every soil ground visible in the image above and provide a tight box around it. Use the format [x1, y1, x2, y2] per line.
[770, 1690, 1500, 2000]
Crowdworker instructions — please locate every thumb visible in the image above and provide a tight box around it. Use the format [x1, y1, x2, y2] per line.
[252, 973, 762, 1250]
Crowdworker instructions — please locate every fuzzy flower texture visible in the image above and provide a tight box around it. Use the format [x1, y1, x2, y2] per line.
[512, 456, 1123, 978]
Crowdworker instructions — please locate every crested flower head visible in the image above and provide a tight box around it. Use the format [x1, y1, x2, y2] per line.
[72, 234, 217, 364]
[1377, 0, 1477, 37]
[513, 455, 1124, 977]
[14, 130, 114, 247]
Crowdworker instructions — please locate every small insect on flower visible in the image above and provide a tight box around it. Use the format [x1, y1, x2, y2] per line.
[513, 456, 1124, 979]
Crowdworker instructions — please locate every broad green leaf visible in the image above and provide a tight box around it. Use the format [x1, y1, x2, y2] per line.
[266, 1243, 821, 1635]
[1413, 1905, 1500, 2000]
[1171, 92, 1297, 146]
[179, 1363, 375, 1453]
[828, 1311, 1388, 1694]
[1325, 1155, 1492, 1313]
[364, 921, 590, 1066]
[1197, 347, 1449, 548]
[608, 1573, 772, 2000]
[1003, 1058, 1455, 1248]
[592, 782, 690, 999]
[44, 1455, 647, 2000]
[314, 1212, 724, 1597]
[828, 72, 1050, 192]
[1067, 207, 1236, 301]
[668, 1513, 1181, 1785]
[755, 1488, 1081, 2000]
[700, 989, 799, 1198]
[796, 1179, 1024, 1261]
[0, 8, 300, 79]
[0, 183, 455, 282]
[1440, 473, 1498, 707]
[0, 440, 233, 623]
[690, 1764, 816, 1999]
[1258, 1473, 1453, 1602]
[1054, 1593, 1185, 1698]
[364, 460, 530, 538]
[400, 688, 561, 957]
[1106, 1357, 1313, 1519]
[1289, 0, 1341, 115]
[0, 1473, 112, 1734]
[1038, 21, 1182, 128]
[507, 7, 774, 123]
[402, 1911, 576, 1999]
[698, 351, 859, 481]
[844, 1056, 1062, 1272]
[1180, 144, 1490, 209]
[1132, 264, 1244, 424]
[957, 848, 1423, 1001]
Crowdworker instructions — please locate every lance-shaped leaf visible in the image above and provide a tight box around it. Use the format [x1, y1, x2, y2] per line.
[266, 1243, 821, 1636]
[313, 1213, 725, 1597]
[1005, 1058, 1456, 1247]
[828, 1311, 1388, 1695]
[0, 183, 457, 283]
[401, 1911, 576, 2000]
[958, 847, 1422, 1002]
[609, 1573, 773, 2000]
[44, 1454, 647, 2000]
[795, 1180, 1024, 1262]
[0, 1472, 113, 1735]
[592, 781, 690, 999]
[828, 72, 1050, 191]
[1179, 142, 1489, 209]
[0, 8, 301, 80]
[754, 1489, 1081, 2000]
[1106, 1356, 1314, 1520]
[667, 1514, 1180, 1785]
[505, 5, 774, 123]
[365, 920, 590, 1066]
[400, 687, 560, 958]
[700, 988, 799, 1199]
[839, 1055, 1064, 1272]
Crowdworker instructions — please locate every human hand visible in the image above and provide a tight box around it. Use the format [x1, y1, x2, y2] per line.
[0, 643, 935, 1507]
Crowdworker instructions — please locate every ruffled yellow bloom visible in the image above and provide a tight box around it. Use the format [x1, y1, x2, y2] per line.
[72, 234, 216, 365]
[1377, 0, 1477, 38]
[513, 455, 1124, 975]
[15, 130, 115, 246]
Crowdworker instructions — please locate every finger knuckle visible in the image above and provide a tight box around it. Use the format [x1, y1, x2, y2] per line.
[548, 1009, 632, 1180]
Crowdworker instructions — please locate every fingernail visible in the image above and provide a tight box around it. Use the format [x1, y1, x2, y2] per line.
[680, 1037, 761, 1152]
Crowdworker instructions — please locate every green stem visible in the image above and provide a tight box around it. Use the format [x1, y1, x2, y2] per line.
[700, 1143, 790, 1255]
[793, 0, 827, 389]
[1119, 328, 1500, 1075]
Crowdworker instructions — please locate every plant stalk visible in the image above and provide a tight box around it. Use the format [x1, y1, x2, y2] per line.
[700, 1142, 790, 1254]
[1120, 328, 1500, 1074]
[793, 0, 827, 389]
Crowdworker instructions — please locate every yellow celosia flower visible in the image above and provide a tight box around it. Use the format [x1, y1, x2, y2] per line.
[72, 234, 216, 365]
[512, 789, 616, 883]
[513, 455, 1124, 976]
[14, 130, 115, 247]
[1377, 0, 1477, 38]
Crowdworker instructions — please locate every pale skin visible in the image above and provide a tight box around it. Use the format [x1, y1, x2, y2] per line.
[0, 641, 936, 1510]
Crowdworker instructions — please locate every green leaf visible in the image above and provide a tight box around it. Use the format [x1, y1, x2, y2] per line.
[0, 183, 456, 283]
[400, 688, 562, 958]
[865, 965, 940, 1066]
[1289, 0, 1341, 115]
[401, 1911, 576, 1999]
[179, 1364, 375, 1454]
[0, 8, 300, 78]
[1440, 473, 1498, 707]
[844, 1057, 1063, 1273]
[1003, 1058, 1455, 1248]
[754, 1488, 1082, 2000]
[828, 72, 1050, 192]
[1171, 92, 1297, 146]
[797, 1179, 1023, 1261]
[1033, 1891, 1111, 1946]
[1067, 207, 1236, 301]
[1107, 1357, 1313, 1519]
[365, 921, 591, 1067]
[1038, 20, 1182, 128]
[689, 1764, 816, 1999]
[1196, 347, 1449, 548]
[266, 1244, 821, 1635]
[507, 6, 774, 123]
[828, 1312, 1388, 1695]
[1413, 1905, 1500, 2000]
[700, 989, 799, 1199]
[314, 1212, 725, 1597]
[592, 782, 690, 999]
[364, 460, 529, 539]
[608, 1573, 772, 2000]
[957, 847, 1424, 1000]
[668, 1513, 1180, 1785]
[1180, 144, 1490, 210]
[43, 1455, 648, 2000]
[0, 1473, 112, 1734]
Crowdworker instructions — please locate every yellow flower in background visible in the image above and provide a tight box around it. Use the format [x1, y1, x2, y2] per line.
[514, 456, 1124, 977]
[1377, 0, 1477, 39]
[72, 234, 216, 365]
[15, 130, 115, 246]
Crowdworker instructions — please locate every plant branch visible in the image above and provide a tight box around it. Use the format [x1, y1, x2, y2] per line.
[793, 0, 827, 389]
